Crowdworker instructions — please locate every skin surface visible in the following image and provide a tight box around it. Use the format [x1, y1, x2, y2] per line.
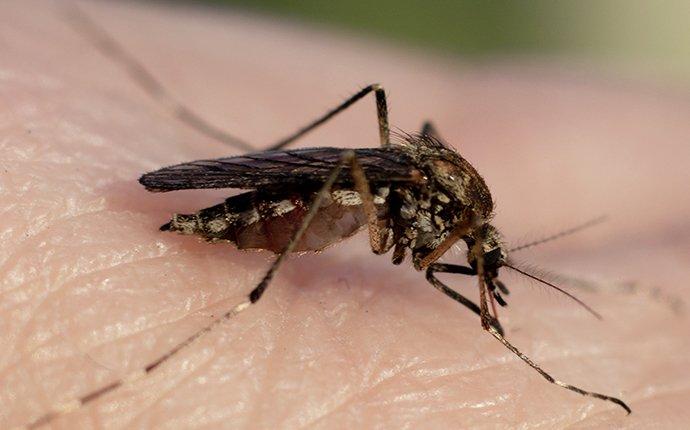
[2, 1, 690, 428]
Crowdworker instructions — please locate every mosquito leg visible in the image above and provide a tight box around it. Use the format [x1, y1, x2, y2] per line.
[470, 243, 632, 414]
[266, 84, 390, 151]
[426, 263, 504, 335]
[60, 3, 254, 151]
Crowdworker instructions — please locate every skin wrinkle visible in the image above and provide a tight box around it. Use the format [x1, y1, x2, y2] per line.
[301, 356, 423, 429]
[0, 206, 110, 288]
[361, 317, 422, 387]
[244, 287, 295, 429]
[296, 302, 361, 426]
[0, 210, 136, 301]
[402, 361, 522, 415]
[326, 363, 460, 427]
[339, 280, 509, 405]
[10, 248, 172, 323]
[314, 297, 359, 371]
[9, 279, 73, 369]
[127, 351, 218, 429]
[274, 288, 354, 428]
[4, 250, 178, 366]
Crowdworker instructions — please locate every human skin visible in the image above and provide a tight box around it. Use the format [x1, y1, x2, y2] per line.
[2, 0, 690, 429]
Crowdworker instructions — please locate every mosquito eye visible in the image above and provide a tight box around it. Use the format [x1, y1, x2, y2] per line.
[483, 248, 503, 267]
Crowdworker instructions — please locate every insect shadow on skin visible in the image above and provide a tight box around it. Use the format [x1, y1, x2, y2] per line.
[24, 4, 631, 429]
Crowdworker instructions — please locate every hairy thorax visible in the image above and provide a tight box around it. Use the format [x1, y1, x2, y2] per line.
[389, 140, 494, 268]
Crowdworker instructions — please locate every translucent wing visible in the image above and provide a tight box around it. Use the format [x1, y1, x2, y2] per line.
[139, 147, 418, 192]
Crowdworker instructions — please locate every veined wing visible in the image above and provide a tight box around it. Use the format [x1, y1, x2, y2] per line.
[139, 147, 418, 192]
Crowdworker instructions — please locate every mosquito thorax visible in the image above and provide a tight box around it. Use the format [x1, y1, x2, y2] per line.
[392, 136, 496, 269]
[396, 136, 494, 218]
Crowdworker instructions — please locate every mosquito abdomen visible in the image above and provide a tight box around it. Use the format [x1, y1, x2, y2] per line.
[162, 189, 375, 253]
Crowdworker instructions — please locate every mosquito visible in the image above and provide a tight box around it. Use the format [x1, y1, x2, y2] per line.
[24, 5, 631, 429]
[135, 83, 630, 412]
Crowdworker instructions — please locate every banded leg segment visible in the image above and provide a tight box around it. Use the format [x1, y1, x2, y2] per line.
[267, 84, 391, 151]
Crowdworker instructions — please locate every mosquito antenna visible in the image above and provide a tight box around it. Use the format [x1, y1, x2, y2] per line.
[503, 262, 603, 320]
[60, 2, 255, 151]
[508, 216, 608, 253]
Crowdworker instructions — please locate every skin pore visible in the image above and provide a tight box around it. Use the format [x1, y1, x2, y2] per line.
[2, 0, 689, 428]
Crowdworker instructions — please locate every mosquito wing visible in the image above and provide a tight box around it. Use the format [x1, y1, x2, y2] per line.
[139, 147, 419, 192]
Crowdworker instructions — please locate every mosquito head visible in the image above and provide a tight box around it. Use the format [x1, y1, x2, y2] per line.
[464, 223, 507, 280]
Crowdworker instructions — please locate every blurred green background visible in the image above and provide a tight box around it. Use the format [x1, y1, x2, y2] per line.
[198, 0, 690, 85]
